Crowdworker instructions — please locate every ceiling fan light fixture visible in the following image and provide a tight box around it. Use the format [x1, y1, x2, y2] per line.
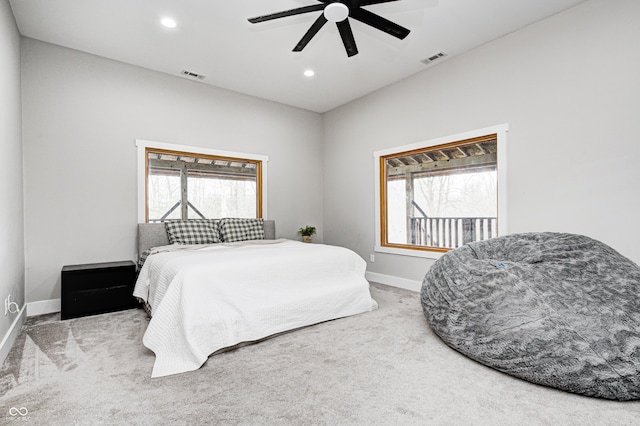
[160, 17, 177, 29]
[324, 3, 349, 23]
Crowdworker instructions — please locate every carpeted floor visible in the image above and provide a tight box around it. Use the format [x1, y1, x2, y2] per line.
[1, 283, 639, 425]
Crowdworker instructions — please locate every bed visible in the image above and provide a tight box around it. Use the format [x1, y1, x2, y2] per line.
[421, 232, 640, 400]
[134, 219, 378, 378]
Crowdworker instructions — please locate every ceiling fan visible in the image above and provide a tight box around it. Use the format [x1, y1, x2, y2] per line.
[248, 0, 410, 57]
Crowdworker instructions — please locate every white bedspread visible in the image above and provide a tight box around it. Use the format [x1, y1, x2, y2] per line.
[133, 239, 378, 377]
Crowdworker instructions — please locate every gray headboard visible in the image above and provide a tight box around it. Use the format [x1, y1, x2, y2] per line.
[137, 220, 276, 258]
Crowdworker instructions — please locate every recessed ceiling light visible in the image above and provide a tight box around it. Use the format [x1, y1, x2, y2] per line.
[304, 69, 315, 77]
[160, 17, 177, 29]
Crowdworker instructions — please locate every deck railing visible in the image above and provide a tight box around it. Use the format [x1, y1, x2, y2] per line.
[410, 216, 497, 249]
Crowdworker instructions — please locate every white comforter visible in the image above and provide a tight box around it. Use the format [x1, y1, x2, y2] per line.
[133, 239, 378, 377]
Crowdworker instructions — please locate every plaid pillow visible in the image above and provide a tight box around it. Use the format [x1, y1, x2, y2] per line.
[164, 219, 221, 245]
[208, 219, 221, 241]
[137, 249, 152, 270]
[220, 218, 265, 242]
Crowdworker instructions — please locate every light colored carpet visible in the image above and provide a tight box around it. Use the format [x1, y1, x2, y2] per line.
[1, 283, 639, 425]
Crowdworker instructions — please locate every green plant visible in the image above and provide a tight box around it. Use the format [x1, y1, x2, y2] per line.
[297, 225, 317, 237]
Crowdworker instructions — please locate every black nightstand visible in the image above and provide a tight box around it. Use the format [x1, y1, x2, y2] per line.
[61, 261, 138, 320]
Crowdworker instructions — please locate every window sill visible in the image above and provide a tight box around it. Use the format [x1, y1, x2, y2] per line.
[374, 245, 445, 260]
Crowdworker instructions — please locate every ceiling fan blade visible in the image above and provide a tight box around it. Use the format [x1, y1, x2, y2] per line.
[358, 0, 401, 6]
[349, 8, 410, 39]
[336, 20, 359, 57]
[248, 4, 324, 24]
[293, 14, 328, 52]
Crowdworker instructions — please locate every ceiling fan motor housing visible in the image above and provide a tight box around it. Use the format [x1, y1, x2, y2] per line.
[324, 2, 350, 22]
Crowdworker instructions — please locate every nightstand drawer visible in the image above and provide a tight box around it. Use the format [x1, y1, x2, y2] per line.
[61, 261, 137, 320]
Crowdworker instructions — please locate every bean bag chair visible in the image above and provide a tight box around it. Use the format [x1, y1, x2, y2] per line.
[421, 232, 640, 400]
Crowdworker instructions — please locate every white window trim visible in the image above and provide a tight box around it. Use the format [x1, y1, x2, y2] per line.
[135, 139, 269, 223]
[373, 124, 509, 259]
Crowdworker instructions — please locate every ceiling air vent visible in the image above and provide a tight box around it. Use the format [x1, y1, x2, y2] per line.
[180, 69, 206, 80]
[421, 52, 447, 65]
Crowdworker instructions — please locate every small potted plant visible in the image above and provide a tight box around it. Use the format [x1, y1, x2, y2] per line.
[298, 225, 316, 243]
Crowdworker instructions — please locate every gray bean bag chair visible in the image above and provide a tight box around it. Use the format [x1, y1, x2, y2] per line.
[421, 232, 640, 400]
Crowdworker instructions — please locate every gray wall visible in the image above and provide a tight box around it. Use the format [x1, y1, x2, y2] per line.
[323, 0, 640, 283]
[22, 39, 324, 303]
[0, 2, 25, 339]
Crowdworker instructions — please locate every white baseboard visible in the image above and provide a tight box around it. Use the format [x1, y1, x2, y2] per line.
[27, 298, 61, 317]
[0, 304, 27, 367]
[365, 271, 421, 292]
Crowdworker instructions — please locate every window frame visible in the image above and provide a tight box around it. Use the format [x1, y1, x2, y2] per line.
[373, 124, 508, 259]
[136, 140, 269, 223]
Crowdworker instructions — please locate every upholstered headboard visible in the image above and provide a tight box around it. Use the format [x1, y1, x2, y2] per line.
[137, 220, 276, 258]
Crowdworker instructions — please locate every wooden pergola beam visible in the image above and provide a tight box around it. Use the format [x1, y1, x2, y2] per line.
[387, 152, 497, 177]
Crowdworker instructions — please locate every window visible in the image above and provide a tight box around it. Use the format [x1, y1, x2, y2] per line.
[374, 125, 508, 258]
[136, 140, 268, 223]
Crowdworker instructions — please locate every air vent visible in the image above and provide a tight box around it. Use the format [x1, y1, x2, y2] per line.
[180, 69, 206, 80]
[421, 52, 447, 65]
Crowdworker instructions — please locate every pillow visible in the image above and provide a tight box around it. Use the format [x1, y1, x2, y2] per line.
[220, 218, 264, 242]
[164, 219, 221, 245]
[137, 249, 153, 270]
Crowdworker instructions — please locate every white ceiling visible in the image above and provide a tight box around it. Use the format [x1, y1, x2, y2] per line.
[10, 0, 587, 113]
